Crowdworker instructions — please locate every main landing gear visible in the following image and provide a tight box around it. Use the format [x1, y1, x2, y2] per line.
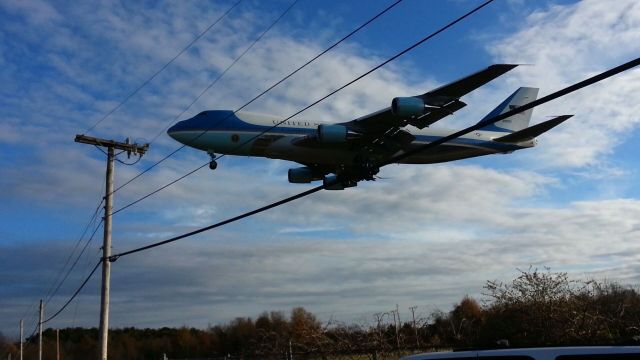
[208, 150, 218, 170]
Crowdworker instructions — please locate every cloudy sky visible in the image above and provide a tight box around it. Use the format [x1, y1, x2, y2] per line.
[1, 0, 639, 339]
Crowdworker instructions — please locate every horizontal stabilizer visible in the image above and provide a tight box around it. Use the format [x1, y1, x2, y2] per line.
[493, 115, 573, 143]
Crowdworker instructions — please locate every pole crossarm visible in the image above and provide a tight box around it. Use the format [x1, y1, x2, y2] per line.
[75, 134, 149, 155]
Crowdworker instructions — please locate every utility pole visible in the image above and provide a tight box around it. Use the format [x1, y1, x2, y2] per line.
[289, 339, 293, 360]
[409, 306, 420, 348]
[395, 304, 400, 350]
[19, 319, 23, 360]
[38, 300, 43, 360]
[74, 134, 148, 360]
[99, 144, 114, 360]
[56, 329, 60, 360]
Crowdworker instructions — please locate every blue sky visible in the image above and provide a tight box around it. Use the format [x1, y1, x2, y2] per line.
[1, 0, 640, 339]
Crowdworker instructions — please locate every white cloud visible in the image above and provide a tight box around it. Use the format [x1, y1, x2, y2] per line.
[488, 0, 640, 168]
[4, 193, 640, 329]
[2, 0, 640, 334]
[0, 0, 62, 24]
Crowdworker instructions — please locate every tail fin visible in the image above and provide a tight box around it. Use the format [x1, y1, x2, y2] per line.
[477, 87, 539, 132]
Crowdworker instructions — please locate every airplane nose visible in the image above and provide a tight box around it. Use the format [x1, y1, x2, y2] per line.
[167, 122, 179, 139]
[167, 120, 192, 145]
[167, 120, 188, 140]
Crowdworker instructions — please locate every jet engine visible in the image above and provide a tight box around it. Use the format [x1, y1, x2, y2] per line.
[288, 167, 322, 183]
[391, 97, 425, 117]
[316, 124, 347, 143]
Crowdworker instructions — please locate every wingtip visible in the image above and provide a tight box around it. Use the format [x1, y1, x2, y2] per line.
[487, 64, 520, 75]
[496, 63, 534, 66]
[547, 114, 574, 120]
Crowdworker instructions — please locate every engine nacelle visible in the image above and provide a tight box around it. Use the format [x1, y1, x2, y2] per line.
[316, 124, 347, 143]
[288, 167, 322, 183]
[391, 97, 425, 118]
[322, 175, 357, 190]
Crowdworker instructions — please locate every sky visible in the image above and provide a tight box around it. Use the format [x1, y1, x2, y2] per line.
[1, 0, 640, 339]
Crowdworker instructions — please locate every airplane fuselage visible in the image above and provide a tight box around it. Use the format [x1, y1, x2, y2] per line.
[167, 110, 534, 167]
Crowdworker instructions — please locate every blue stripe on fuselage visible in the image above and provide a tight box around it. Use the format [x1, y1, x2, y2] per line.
[167, 110, 524, 153]
[168, 110, 313, 135]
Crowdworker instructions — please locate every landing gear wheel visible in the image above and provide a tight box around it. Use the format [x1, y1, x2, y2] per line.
[207, 150, 217, 171]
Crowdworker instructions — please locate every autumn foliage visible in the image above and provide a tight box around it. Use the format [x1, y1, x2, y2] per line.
[2, 269, 639, 359]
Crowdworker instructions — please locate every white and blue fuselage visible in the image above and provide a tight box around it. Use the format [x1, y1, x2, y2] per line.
[167, 110, 533, 166]
[166, 67, 569, 187]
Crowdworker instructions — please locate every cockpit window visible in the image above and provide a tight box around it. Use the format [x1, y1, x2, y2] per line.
[197, 111, 207, 116]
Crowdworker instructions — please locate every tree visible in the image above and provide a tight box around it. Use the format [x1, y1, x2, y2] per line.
[480, 267, 640, 346]
[0, 331, 18, 360]
[449, 296, 484, 346]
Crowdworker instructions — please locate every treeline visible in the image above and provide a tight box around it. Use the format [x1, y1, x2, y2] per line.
[3, 269, 639, 359]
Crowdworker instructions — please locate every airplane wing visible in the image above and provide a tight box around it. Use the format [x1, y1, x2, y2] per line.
[342, 64, 518, 134]
[292, 64, 518, 151]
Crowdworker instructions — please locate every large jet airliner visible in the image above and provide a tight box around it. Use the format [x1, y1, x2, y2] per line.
[168, 64, 571, 189]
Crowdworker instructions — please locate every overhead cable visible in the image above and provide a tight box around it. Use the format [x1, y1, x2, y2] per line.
[44, 219, 103, 306]
[148, 0, 301, 145]
[42, 260, 103, 324]
[40, 199, 103, 305]
[38, 56, 640, 327]
[383, 56, 640, 166]
[113, 0, 488, 213]
[110, 185, 325, 260]
[84, 1, 242, 134]
[110, 0, 404, 197]
[109, 56, 640, 260]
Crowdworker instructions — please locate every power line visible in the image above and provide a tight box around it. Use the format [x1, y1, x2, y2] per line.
[110, 185, 325, 260]
[17, 196, 104, 340]
[108, 56, 640, 261]
[43, 260, 103, 324]
[109, 0, 404, 197]
[25, 225, 103, 340]
[41, 199, 103, 305]
[94, 145, 145, 166]
[148, 0, 301, 145]
[209, 0, 494, 164]
[31, 189, 327, 329]
[107, 0, 300, 214]
[45, 219, 104, 307]
[72, 246, 101, 327]
[84, 0, 242, 134]
[112, 161, 208, 215]
[32, 56, 640, 331]
[112, 0, 486, 213]
[23, 189, 104, 346]
[26, 259, 102, 339]
[382, 56, 640, 167]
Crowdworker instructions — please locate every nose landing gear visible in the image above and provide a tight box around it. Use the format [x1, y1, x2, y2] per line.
[208, 150, 218, 170]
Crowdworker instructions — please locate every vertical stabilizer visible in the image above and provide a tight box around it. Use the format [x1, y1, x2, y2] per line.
[477, 87, 539, 132]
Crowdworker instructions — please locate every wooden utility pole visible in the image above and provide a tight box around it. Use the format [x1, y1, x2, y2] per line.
[409, 306, 420, 348]
[38, 300, 43, 360]
[99, 144, 114, 360]
[74, 134, 148, 360]
[56, 329, 60, 360]
[289, 339, 293, 360]
[394, 304, 400, 350]
[19, 319, 23, 360]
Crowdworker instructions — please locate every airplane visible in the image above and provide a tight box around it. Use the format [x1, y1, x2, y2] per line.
[167, 64, 571, 190]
